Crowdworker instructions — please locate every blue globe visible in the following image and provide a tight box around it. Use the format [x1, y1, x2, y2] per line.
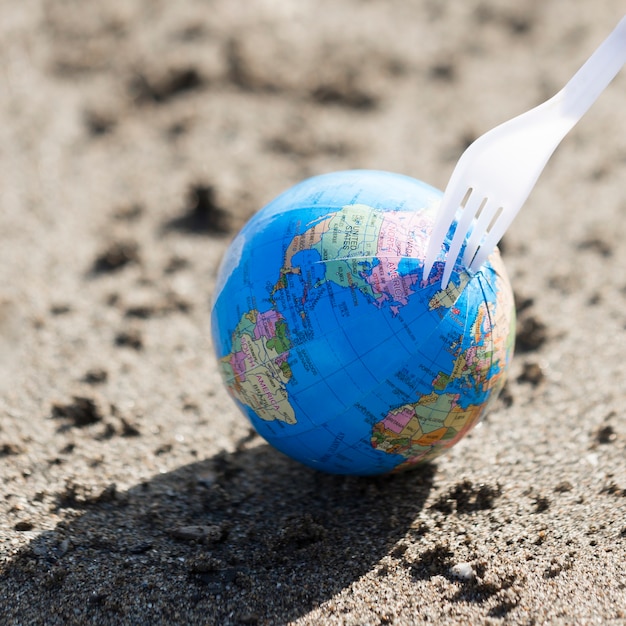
[211, 170, 515, 475]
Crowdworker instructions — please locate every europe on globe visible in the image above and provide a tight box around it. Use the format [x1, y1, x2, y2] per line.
[211, 170, 515, 475]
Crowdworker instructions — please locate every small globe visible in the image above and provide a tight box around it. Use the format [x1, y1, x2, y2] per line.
[211, 170, 515, 475]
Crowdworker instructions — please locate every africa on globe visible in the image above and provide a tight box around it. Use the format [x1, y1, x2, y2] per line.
[211, 170, 515, 475]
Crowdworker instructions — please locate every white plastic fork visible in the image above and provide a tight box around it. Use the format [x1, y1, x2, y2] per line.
[423, 15, 626, 289]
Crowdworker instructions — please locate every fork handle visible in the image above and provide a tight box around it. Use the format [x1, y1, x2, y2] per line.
[558, 15, 626, 122]
[464, 16, 626, 276]
[425, 16, 626, 285]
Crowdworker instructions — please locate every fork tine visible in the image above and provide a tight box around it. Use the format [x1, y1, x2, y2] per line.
[467, 204, 515, 273]
[422, 183, 469, 280]
[461, 199, 502, 268]
[440, 189, 486, 289]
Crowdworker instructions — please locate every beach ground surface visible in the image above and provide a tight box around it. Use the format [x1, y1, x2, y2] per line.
[1, 1, 625, 624]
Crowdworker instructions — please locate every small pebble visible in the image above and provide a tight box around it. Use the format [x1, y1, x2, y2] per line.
[83, 368, 108, 384]
[92, 240, 140, 274]
[169, 524, 224, 544]
[449, 562, 475, 581]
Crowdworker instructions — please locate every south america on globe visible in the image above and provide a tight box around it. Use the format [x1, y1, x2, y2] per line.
[211, 170, 515, 475]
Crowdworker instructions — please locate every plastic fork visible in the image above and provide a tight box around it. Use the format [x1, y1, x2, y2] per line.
[423, 15, 626, 289]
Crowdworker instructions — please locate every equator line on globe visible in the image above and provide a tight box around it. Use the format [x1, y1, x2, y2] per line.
[211, 170, 515, 475]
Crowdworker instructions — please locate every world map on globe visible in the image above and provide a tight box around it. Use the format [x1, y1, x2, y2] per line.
[211, 170, 515, 475]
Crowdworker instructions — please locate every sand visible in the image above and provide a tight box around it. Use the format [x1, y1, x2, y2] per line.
[1, 1, 625, 624]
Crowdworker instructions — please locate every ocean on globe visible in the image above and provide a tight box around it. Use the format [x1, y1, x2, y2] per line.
[211, 170, 515, 476]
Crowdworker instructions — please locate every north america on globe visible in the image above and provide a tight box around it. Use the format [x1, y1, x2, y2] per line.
[212, 170, 515, 475]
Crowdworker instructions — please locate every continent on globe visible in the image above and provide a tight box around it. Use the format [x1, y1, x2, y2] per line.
[219, 308, 296, 424]
[212, 170, 515, 476]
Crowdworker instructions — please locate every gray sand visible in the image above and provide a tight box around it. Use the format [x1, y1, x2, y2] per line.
[1, 1, 625, 624]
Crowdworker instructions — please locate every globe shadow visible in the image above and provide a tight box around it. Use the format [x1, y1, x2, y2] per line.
[0, 439, 434, 625]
